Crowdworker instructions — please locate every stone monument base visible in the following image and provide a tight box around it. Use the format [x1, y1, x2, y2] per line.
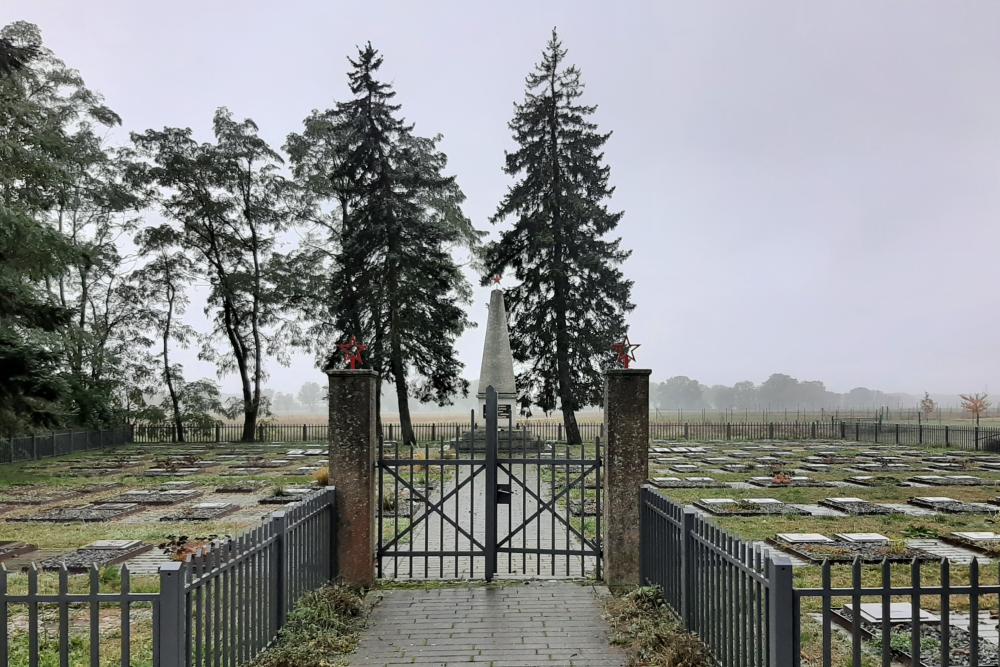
[452, 429, 546, 452]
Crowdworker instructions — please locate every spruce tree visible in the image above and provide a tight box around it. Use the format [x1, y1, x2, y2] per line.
[483, 30, 634, 444]
[285, 44, 480, 445]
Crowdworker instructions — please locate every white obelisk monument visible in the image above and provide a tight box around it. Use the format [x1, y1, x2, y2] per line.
[477, 285, 517, 419]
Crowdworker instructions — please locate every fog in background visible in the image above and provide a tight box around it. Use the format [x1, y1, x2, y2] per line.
[7, 1, 1000, 411]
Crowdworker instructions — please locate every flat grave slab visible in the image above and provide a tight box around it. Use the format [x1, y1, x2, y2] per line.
[910, 474, 987, 486]
[650, 476, 724, 488]
[834, 604, 1000, 667]
[775, 533, 833, 544]
[214, 480, 265, 493]
[844, 602, 938, 624]
[852, 463, 915, 472]
[694, 498, 808, 516]
[909, 496, 996, 514]
[720, 463, 762, 473]
[836, 532, 889, 543]
[219, 467, 263, 476]
[108, 489, 202, 505]
[295, 466, 323, 475]
[10, 502, 142, 522]
[846, 475, 905, 487]
[944, 532, 1000, 556]
[748, 475, 833, 488]
[160, 502, 240, 521]
[160, 481, 196, 490]
[259, 488, 315, 505]
[144, 468, 199, 477]
[770, 533, 935, 563]
[819, 497, 903, 515]
[0, 483, 116, 505]
[39, 540, 152, 572]
[803, 455, 853, 465]
[232, 459, 291, 469]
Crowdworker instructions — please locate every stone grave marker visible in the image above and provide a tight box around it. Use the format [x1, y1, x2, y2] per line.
[160, 502, 240, 521]
[836, 533, 890, 543]
[910, 496, 996, 514]
[775, 533, 833, 544]
[40, 540, 151, 572]
[11, 502, 142, 523]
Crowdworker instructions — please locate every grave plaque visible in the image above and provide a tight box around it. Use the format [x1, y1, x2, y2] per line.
[836, 533, 889, 543]
[953, 531, 1000, 542]
[845, 603, 938, 624]
[776, 533, 833, 544]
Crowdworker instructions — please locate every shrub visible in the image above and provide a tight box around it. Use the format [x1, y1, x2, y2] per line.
[250, 585, 368, 667]
[159, 535, 225, 562]
[603, 586, 711, 667]
[312, 466, 330, 486]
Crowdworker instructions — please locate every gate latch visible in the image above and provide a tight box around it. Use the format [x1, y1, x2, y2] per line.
[496, 483, 512, 505]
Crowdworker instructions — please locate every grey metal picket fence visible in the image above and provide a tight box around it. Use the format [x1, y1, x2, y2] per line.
[2, 425, 133, 464]
[0, 488, 336, 667]
[640, 486, 793, 667]
[641, 486, 1000, 667]
[135, 419, 1000, 451]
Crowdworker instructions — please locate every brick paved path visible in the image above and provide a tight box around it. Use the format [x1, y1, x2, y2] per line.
[349, 581, 627, 666]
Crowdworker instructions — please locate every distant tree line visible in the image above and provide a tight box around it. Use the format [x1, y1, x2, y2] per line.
[652, 373, 953, 413]
[0, 22, 631, 444]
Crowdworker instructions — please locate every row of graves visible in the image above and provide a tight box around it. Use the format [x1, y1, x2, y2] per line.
[0, 443, 328, 574]
[650, 439, 1000, 665]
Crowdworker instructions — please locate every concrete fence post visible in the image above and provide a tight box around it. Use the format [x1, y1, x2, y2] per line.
[603, 368, 651, 590]
[767, 555, 796, 667]
[325, 368, 377, 587]
[157, 562, 187, 667]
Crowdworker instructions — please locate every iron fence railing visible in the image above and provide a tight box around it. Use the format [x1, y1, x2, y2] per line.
[134, 419, 1000, 451]
[133, 420, 608, 444]
[641, 487, 791, 667]
[0, 488, 336, 667]
[2, 425, 133, 464]
[641, 487, 1000, 667]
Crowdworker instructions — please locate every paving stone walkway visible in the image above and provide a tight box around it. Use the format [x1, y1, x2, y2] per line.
[349, 581, 627, 666]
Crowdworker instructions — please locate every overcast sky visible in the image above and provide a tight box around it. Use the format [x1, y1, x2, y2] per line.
[6, 1, 1000, 398]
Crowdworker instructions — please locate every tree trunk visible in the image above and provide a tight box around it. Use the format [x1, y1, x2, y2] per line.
[163, 284, 184, 443]
[560, 402, 581, 445]
[389, 342, 416, 446]
[242, 404, 257, 442]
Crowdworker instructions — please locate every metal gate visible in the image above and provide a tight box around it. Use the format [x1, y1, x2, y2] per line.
[376, 387, 603, 580]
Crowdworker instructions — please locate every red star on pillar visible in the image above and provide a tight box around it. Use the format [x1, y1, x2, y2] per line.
[611, 336, 640, 369]
[337, 336, 368, 370]
[492, 274, 502, 286]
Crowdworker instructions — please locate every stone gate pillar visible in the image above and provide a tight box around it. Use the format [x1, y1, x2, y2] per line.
[603, 368, 651, 590]
[326, 368, 377, 587]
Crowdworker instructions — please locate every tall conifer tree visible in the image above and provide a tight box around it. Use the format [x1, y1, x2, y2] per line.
[285, 44, 480, 445]
[483, 30, 634, 444]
